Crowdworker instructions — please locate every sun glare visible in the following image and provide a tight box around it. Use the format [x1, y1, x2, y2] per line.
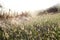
[0, 0, 60, 12]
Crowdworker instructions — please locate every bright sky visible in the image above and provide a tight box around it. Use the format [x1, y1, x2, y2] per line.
[0, 0, 60, 12]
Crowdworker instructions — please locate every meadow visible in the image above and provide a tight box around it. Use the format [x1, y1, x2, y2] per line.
[0, 12, 60, 40]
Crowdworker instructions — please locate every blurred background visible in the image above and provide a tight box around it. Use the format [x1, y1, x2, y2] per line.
[0, 0, 60, 12]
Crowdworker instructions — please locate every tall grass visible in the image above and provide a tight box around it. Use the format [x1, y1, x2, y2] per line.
[0, 13, 60, 40]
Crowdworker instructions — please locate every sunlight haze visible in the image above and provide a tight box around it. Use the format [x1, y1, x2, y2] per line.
[0, 0, 60, 12]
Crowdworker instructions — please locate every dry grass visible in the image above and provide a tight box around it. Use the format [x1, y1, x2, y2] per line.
[0, 12, 60, 40]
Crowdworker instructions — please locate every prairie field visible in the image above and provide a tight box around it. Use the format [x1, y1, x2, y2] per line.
[0, 12, 60, 40]
[0, 0, 60, 40]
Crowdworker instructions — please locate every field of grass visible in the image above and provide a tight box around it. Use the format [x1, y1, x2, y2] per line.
[0, 13, 60, 40]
